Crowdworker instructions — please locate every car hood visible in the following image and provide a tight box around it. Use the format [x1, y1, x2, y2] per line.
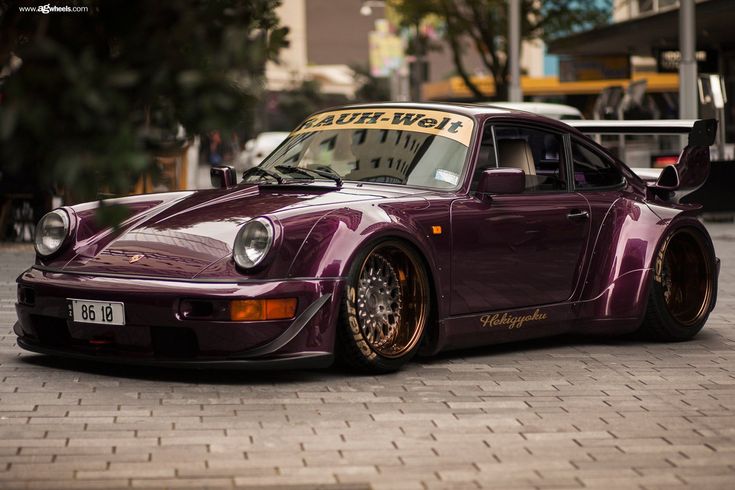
[60, 183, 415, 279]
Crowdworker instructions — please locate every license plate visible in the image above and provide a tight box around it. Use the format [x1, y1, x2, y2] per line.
[68, 299, 125, 325]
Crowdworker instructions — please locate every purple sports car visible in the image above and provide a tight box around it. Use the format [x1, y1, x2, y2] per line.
[14, 103, 720, 372]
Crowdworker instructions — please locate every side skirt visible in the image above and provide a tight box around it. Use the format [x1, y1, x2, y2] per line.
[437, 303, 574, 353]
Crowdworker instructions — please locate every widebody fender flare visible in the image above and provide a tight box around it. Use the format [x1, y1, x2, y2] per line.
[575, 196, 712, 330]
[286, 201, 447, 317]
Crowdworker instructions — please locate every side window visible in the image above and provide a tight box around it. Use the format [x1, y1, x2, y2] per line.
[571, 141, 624, 189]
[470, 123, 497, 191]
[494, 126, 566, 192]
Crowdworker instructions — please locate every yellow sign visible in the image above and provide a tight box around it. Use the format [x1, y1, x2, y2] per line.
[480, 308, 548, 330]
[369, 19, 403, 77]
[291, 109, 474, 146]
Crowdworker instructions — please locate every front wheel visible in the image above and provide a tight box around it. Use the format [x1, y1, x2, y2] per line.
[639, 228, 716, 341]
[337, 240, 430, 373]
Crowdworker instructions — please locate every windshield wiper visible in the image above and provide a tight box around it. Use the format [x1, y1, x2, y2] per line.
[275, 165, 342, 187]
[243, 166, 283, 184]
[274, 165, 314, 181]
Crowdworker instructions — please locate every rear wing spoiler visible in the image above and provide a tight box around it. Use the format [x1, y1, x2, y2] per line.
[566, 119, 718, 202]
[566, 119, 717, 147]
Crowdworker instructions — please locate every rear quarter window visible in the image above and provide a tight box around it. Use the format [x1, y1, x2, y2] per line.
[571, 140, 624, 189]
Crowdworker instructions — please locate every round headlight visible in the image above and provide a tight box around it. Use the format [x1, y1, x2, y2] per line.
[34, 209, 70, 257]
[233, 217, 274, 269]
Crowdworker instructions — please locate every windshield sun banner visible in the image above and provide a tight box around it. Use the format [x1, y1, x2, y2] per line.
[291, 108, 475, 146]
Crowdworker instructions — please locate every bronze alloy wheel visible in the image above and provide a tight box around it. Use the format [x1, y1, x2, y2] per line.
[658, 230, 714, 327]
[354, 243, 429, 358]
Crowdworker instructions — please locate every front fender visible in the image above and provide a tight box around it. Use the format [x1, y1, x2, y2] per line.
[287, 199, 451, 318]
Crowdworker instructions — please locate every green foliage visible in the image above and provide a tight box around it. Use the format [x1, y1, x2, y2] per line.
[390, 0, 611, 100]
[265, 78, 351, 131]
[271, 79, 325, 131]
[0, 0, 287, 203]
[352, 64, 391, 103]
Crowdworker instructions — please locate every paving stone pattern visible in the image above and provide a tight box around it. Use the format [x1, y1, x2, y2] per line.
[1, 224, 734, 489]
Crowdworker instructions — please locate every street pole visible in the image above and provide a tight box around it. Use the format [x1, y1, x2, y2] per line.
[411, 22, 424, 101]
[508, 0, 522, 102]
[679, 0, 697, 119]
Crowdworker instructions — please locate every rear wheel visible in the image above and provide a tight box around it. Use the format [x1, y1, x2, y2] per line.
[337, 240, 430, 373]
[640, 228, 715, 341]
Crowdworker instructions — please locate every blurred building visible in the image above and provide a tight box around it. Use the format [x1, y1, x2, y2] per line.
[266, 0, 357, 97]
[266, 0, 546, 100]
[549, 0, 733, 142]
[421, 1, 727, 121]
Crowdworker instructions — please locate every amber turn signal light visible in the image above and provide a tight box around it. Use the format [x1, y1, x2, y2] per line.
[230, 298, 297, 321]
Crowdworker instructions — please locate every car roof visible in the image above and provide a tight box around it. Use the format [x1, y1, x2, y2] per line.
[319, 101, 513, 118]
[304, 101, 591, 143]
[481, 102, 583, 118]
[313, 101, 589, 128]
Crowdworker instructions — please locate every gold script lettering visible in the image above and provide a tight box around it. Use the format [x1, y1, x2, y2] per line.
[480, 309, 548, 330]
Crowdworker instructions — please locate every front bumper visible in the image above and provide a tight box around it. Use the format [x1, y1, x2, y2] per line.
[15, 267, 343, 369]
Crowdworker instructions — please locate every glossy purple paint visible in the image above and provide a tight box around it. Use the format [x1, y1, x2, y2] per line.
[14, 102, 719, 368]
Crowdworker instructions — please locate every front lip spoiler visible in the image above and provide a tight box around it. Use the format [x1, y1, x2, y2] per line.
[16, 338, 333, 370]
[239, 293, 332, 358]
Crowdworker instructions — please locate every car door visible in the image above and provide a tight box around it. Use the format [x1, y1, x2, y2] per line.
[450, 123, 591, 315]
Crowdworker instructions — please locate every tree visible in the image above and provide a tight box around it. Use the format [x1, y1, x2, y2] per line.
[269, 79, 325, 131]
[352, 64, 391, 103]
[0, 0, 287, 223]
[390, 0, 611, 101]
[266, 78, 354, 132]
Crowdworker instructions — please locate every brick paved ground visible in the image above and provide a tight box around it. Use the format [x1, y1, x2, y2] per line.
[1, 224, 734, 490]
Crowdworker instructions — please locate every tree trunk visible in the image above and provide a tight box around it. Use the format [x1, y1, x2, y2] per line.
[494, 79, 509, 101]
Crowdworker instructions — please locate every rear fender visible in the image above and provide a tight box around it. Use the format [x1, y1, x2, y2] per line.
[574, 199, 671, 328]
[575, 199, 712, 331]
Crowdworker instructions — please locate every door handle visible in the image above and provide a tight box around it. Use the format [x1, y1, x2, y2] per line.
[567, 209, 589, 221]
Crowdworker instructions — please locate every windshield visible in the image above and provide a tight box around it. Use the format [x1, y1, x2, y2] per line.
[247, 108, 475, 189]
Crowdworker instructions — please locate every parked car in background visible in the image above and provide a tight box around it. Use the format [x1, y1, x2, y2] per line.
[485, 101, 584, 120]
[236, 131, 290, 173]
[15, 103, 719, 373]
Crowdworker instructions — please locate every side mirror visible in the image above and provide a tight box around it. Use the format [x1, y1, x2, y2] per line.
[210, 165, 238, 189]
[477, 168, 525, 196]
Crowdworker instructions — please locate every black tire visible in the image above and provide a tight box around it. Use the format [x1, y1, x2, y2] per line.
[336, 240, 431, 373]
[639, 228, 716, 341]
